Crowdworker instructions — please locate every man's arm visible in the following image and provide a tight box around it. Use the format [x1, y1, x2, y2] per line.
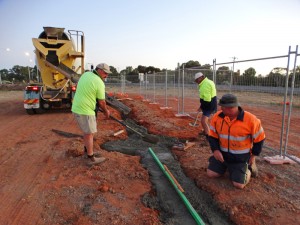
[97, 99, 110, 119]
[208, 136, 224, 162]
[208, 136, 219, 151]
[252, 139, 264, 156]
[251, 117, 265, 156]
[250, 117, 265, 165]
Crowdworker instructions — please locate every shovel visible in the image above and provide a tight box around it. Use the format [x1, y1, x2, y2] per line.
[189, 112, 201, 127]
[98, 107, 159, 144]
[109, 114, 159, 144]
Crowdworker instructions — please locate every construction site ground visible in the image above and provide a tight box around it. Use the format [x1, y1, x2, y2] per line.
[0, 89, 299, 225]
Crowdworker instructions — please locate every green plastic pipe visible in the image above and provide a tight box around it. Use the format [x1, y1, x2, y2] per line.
[148, 148, 205, 225]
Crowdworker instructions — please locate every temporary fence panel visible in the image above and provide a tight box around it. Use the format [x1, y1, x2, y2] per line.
[104, 46, 299, 163]
[105, 74, 122, 94]
[180, 47, 300, 163]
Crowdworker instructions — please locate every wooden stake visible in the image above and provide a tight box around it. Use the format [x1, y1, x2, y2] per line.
[164, 164, 184, 193]
[113, 130, 124, 136]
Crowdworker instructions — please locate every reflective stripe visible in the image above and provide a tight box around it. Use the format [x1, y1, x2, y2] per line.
[219, 134, 251, 141]
[209, 125, 216, 133]
[253, 127, 264, 139]
[24, 99, 39, 104]
[220, 146, 250, 154]
[210, 109, 265, 155]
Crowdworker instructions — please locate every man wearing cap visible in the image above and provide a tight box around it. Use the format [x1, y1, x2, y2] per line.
[194, 72, 217, 137]
[207, 94, 265, 189]
[72, 63, 112, 166]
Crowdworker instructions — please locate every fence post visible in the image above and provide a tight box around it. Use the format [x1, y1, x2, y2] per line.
[139, 73, 142, 97]
[283, 45, 298, 157]
[213, 59, 216, 84]
[230, 57, 236, 93]
[182, 64, 185, 114]
[121, 73, 125, 94]
[279, 46, 291, 156]
[165, 70, 168, 107]
[145, 73, 148, 101]
[177, 63, 180, 114]
[153, 72, 156, 103]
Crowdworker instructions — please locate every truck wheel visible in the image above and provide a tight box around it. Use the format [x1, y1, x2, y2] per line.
[34, 108, 45, 114]
[26, 109, 35, 115]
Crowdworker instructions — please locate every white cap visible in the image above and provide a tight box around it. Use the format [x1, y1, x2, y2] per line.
[194, 72, 204, 80]
[96, 63, 112, 74]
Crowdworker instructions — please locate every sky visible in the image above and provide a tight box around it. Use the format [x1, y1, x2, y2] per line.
[0, 0, 300, 75]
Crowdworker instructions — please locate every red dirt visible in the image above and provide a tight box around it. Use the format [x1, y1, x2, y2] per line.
[0, 90, 299, 225]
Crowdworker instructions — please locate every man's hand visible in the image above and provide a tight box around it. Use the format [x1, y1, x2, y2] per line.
[213, 150, 224, 163]
[104, 109, 110, 119]
[98, 99, 110, 119]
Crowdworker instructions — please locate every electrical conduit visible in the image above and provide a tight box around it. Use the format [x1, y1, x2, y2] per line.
[148, 148, 205, 225]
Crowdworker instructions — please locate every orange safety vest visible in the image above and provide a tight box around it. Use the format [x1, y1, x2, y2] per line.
[209, 109, 265, 155]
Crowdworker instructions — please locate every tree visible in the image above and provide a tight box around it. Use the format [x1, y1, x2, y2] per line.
[271, 67, 286, 75]
[201, 64, 211, 70]
[294, 66, 300, 87]
[123, 66, 133, 74]
[137, 65, 147, 74]
[180, 60, 201, 69]
[0, 69, 9, 81]
[217, 66, 229, 74]
[198, 64, 212, 77]
[243, 67, 256, 77]
[133, 65, 161, 74]
[109, 66, 118, 75]
[145, 66, 160, 74]
[267, 72, 284, 87]
[215, 66, 229, 84]
[7, 65, 26, 82]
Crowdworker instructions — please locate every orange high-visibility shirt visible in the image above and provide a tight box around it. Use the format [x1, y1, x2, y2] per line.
[209, 108, 265, 155]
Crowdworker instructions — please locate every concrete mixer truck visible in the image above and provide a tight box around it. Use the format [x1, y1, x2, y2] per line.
[24, 27, 85, 114]
[24, 26, 131, 115]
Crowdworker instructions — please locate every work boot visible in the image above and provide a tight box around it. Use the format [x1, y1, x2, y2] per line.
[87, 155, 106, 166]
[248, 161, 258, 178]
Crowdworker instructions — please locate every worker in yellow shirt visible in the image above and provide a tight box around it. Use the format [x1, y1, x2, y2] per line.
[194, 72, 217, 137]
[72, 63, 111, 166]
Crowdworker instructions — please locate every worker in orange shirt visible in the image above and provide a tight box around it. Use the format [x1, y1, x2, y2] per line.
[207, 94, 265, 189]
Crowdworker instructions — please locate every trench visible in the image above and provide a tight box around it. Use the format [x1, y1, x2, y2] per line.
[101, 118, 233, 225]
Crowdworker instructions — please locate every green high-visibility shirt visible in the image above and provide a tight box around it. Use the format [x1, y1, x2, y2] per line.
[198, 77, 216, 102]
[71, 71, 105, 115]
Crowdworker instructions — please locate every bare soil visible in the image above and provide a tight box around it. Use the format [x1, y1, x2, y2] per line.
[0, 90, 299, 225]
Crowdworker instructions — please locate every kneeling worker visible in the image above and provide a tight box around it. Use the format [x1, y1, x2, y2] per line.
[207, 94, 265, 189]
